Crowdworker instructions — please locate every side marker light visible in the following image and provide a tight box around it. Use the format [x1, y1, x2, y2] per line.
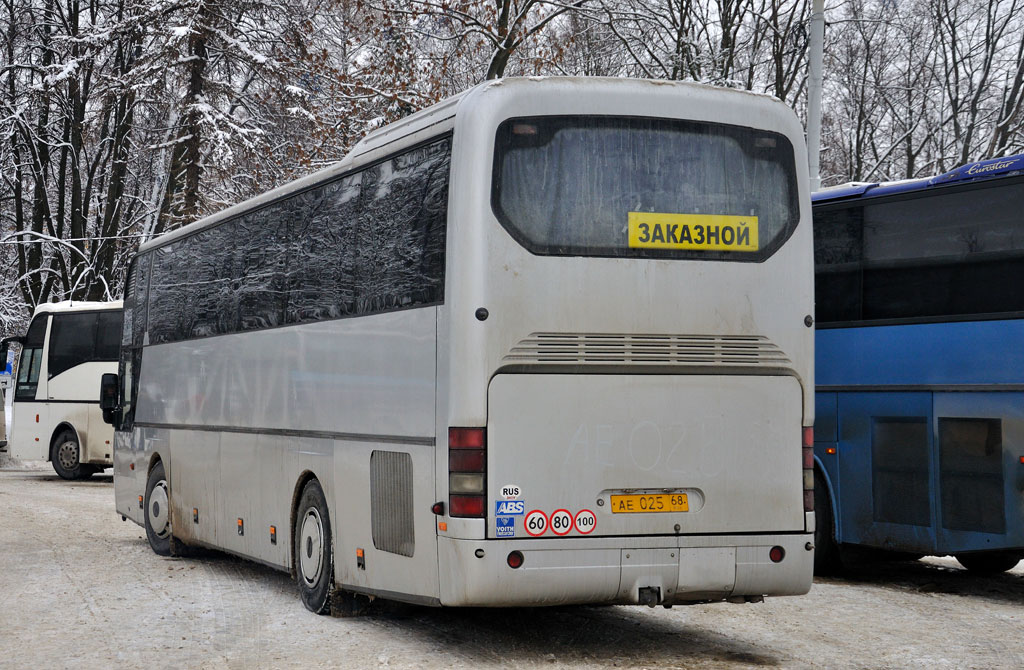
[769, 546, 785, 563]
[438, 522, 447, 532]
[507, 551, 524, 569]
[826, 447, 837, 455]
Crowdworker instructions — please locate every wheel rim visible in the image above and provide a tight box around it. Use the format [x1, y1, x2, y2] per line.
[148, 480, 170, 539]
[57, 439, 79, 471]
[299, 508, 324, 587]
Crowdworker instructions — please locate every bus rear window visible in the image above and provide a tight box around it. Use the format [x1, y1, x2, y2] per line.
[491, 116, 799, 261]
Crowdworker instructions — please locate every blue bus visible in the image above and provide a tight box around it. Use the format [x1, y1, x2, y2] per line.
[812, 154, 1024, 574]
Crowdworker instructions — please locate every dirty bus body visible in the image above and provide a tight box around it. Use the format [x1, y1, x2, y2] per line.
[3, 301, 123, 479]
[108, 77, 814, 611]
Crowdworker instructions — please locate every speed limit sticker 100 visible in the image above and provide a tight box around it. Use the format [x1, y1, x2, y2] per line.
[574, 509, 596, 534]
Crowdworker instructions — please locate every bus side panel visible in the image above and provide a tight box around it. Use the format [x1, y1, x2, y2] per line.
[83, 403, 114, 464]
[836, 392, 937, 554]
[135, 310, 436, 440]
[331, 440, 440, 601]
[168, 429, 221, 548]
[113, 429, 142, 524]
[9, 402, 49, 460]
[932, 391, 1024, 554]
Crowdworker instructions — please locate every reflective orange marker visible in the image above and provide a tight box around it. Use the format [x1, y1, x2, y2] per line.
[138, 495, 143, 505]
[438, 522, 448, 532]
[826, 447, 837, 455]
[355, 548, 364, 558]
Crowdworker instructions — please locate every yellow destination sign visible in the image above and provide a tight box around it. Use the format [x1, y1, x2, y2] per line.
[628, 212, 759, 252]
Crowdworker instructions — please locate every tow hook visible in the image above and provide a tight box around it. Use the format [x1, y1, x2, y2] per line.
[638, 586, 661, 608]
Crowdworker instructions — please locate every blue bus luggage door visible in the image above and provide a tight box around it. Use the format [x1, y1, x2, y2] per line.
[932, 391, 1024, 555]
[836, 392, 937, 554]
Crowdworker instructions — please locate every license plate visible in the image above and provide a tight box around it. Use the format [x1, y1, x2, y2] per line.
[609, 493, 689, 514]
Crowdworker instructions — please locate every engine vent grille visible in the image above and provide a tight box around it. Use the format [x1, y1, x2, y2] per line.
[370, 450, 415, 557]
[503, 333, 791, 367]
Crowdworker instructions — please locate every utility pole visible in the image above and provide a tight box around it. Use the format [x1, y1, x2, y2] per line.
[807, 0, 825, 192]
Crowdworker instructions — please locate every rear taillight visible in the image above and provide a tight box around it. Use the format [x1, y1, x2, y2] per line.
[449, 427, 486, 518]
[803, 426, 814, 512]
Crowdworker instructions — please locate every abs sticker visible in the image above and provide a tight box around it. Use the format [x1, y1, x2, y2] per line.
[549, 509, 573, 536]
[524, 510, 548, 536]
[495, 500, 525, 516]
[495, 516, 515, 538]
[574, 509, 596, 534]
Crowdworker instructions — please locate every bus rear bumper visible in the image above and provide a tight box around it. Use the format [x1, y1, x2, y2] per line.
[437, 533, 813, 607]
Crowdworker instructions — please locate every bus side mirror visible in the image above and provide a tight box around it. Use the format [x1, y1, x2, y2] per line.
[99, 373, 120, 427]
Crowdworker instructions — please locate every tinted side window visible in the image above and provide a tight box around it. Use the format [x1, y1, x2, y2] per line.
[15, 315, 48, 400]
[96, 311, 123, 361]
[148, 242, 189, 345]
[122, 261, 136, 347]
[133, 254, 152, 346]
[144, 136, 451, 345]
[814, 179, 1024, 325]
[352, 139, 450, 314]
[49, 313, 99, 378]
[286, 174, 361, 323]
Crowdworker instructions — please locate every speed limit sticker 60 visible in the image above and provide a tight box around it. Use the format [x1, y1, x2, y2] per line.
[574, 509, 597, 534]
[524, 510, 548, 536]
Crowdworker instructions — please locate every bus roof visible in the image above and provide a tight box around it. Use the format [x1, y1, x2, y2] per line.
[32, 300, 123, 316]
[812, 153, 1024, 204]
[138, 77, 799, 256]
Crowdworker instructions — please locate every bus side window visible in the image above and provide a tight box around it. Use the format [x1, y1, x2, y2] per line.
[15, 315, 48, 400]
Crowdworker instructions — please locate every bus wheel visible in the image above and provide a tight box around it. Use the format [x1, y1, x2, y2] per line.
[955, 551, 1022, 574]
[50, 430, 91, 481]
[813, 470, 842, 575]
[144, 462, 172, 556]
[294, 479, 333, 614]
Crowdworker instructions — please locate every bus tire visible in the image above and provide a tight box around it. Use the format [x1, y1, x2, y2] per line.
[144, 461, 172, 556]
[50, 430, 91, 481]
[294, 479, 333, 615]
[813, 469, 842, 575]
[955, 551, 1022, 574]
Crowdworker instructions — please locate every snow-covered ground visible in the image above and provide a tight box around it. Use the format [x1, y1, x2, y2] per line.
[0, 468, 1020, 669]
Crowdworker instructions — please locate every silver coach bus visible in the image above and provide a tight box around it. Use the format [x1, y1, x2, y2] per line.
[103, 77, 815, 613]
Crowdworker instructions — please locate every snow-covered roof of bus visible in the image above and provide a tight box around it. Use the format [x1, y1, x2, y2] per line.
[138, 77, 794, 254]
[32, 300, 123, 316]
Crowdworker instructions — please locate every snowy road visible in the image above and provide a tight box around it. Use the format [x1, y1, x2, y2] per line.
[0, 468, 1021, 669]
